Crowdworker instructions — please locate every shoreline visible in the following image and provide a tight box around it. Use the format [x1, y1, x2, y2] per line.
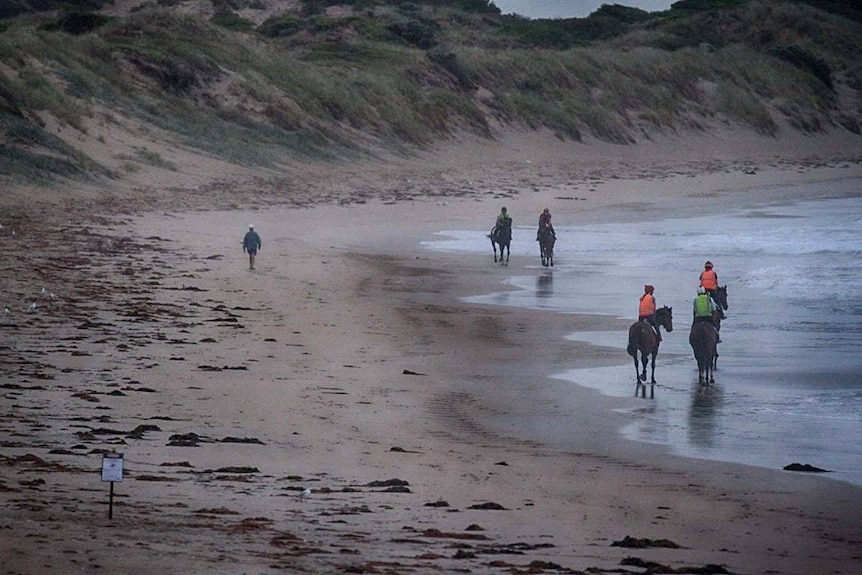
[2, 131, 862, 574]
[434, 179, 862, 489]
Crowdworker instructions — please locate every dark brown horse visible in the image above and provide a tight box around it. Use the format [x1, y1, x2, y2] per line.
[690, 320, 718, 384]
[627, 306, 673, 391]
[489, 221, 512, 265]
[538, 223, 555, 267]
[711, 285, 728, 330]
[710, 285, 727, 368]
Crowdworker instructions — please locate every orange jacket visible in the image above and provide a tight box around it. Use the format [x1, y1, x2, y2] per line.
[700, 269, 718, 290]
[639, 293, 656, 318]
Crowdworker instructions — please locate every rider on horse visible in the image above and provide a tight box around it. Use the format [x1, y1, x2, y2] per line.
[536, 208, 555, 241]
[495, 206, 512, 230]
[693, 286, 720, 338]
[699, 261, 726, 319]
[638, 284, 661, 342]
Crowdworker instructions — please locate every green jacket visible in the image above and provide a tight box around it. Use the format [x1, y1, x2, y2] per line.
[693, 293, 714, 317]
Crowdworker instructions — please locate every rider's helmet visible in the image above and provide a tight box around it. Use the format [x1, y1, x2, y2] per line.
[697, 286, 706, 294]
[249, 224, 254, 230]
[644, 284, 654, 294]
[704, 260, 713, 269]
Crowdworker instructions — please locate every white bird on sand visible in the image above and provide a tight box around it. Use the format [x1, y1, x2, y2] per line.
[27, 302, 37, 312]
[298, 487, 312, 499]
[3, 307, 9, 315]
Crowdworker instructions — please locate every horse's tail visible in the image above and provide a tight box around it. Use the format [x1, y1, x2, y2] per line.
[626, 340, 636, 356]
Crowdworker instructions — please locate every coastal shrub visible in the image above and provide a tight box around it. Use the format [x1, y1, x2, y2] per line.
[388, 19, 438, 49]
[132, 146, 177, 170]
[767, 44, 833, 89]
[668, 0, 749, 13]
[427, 49, 473, 89]
[593, 4, 652, 23]
[211, 12, 255, 32]
[715, 80, 777, 135]
[0, 144, 87, 182]
[497, 17, 627, 49]
[41, 11, 112, 35]
[258, 15, 302, 37]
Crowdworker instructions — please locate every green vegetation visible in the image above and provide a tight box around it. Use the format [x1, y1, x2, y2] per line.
[0, 0, 859, 184]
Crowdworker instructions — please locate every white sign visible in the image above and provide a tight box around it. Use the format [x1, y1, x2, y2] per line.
[101, 452, 124, 482]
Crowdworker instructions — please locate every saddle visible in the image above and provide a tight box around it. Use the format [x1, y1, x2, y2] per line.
[640, 318, 658, 335]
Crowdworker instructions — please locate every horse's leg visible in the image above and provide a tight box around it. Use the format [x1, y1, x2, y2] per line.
[707, 347, 715, 384]
[649, 351, 657, 384]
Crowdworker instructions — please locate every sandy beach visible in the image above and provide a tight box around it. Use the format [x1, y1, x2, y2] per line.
[2, 129, 862, 575]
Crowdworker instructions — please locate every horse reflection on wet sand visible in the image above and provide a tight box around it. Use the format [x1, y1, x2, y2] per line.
[626, 306, 673, 397]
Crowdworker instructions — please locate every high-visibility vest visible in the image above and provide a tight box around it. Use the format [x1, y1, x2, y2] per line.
[694, 294, 713, 317]
[700, 269, 717, 290]
[639, 293, 656, 317]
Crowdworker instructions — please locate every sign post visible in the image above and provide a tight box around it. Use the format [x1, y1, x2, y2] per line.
[101, 452, 124, 519]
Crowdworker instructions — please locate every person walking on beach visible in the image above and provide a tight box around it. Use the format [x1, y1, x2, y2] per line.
[242, 224, 262, 270]
[638, 284, 661, 342]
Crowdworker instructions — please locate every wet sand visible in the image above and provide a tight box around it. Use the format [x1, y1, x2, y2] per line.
[2, 130, 862, 574]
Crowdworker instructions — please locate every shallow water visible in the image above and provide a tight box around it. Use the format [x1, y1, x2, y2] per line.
[423, 183, 862, 486]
